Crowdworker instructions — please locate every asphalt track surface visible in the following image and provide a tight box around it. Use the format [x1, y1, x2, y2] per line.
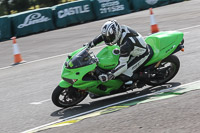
[0, 0, 200, 133]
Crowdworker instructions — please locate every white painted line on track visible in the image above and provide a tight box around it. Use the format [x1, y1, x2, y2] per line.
[1, 24, 200, 71]
[30, 99, 51, 105]
[177, 25, 200, 31]
[0, 66, 12, 70]
[21, 80, 200, 133]
[183, 32, 189, 34]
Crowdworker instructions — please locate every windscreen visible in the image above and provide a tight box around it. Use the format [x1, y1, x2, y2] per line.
[65, 49, 96, 69]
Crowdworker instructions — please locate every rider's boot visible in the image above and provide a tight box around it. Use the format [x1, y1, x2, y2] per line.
[125, 73, 146, 88]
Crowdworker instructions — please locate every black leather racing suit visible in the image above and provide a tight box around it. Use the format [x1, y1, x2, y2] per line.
[90, 25, 153, 80]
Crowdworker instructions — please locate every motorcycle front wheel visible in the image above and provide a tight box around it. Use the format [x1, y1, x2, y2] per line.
[52, 86, 88, 108]
[146, 55, 180, 86]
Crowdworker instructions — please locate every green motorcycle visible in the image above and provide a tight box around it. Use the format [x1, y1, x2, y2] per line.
[52, 31, 184, 108]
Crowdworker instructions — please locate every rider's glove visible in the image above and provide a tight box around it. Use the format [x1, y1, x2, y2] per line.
[98, 72, 115, 82]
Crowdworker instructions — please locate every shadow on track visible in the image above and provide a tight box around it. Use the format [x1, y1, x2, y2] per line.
[50, 82, 181, 119]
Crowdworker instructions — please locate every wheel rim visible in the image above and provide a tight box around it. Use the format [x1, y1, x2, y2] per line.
[58, 88, 86, 106]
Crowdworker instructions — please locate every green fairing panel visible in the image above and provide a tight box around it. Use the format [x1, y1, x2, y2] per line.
[61, 63, 96, 80]
[102, 79, 123, 94]
[97, 45, 120, 70]
[73, 79, 123, 95]
[59, 80, 71, 88]
[73, 80, 104, 94]
[145, 31, 184, 66]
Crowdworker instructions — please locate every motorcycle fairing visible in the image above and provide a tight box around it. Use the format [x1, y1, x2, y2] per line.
[61, 64, 123, 95]
[97, 45, 120, 70]
[73, 79, 123, 95]
[59, 64, 96, 88]
[59, 80, 72, 88]
[62, 63, 96, 80]
[61, 47, 123, 95]
[145, 31, 184, 66]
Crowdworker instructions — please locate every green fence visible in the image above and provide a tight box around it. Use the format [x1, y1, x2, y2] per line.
[91, 0, 131, 20]
[0, 16, 12, 41]
[129, 0, 170, 11]
[10, 8, 55, 37]
[0, 0, 185, 41]
[53, 0, 95, 28]
[169, 0, 184, 3]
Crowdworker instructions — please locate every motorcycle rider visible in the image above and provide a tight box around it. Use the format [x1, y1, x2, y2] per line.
[87, 20, 153, 84]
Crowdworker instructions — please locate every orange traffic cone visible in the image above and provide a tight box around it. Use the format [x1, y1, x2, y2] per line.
[11, 37, 25, 65]
[150, 8, 159, 34]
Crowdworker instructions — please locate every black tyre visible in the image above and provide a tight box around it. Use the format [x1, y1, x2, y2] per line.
[146, 55, 180, 86]
[52, 86, 88, 108]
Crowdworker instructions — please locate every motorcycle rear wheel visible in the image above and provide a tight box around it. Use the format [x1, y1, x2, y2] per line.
[52, 86, 88, 108]
[146, 55, 180, 86]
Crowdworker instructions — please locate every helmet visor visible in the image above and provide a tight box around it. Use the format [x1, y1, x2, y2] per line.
[102, 34, 115, 45]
